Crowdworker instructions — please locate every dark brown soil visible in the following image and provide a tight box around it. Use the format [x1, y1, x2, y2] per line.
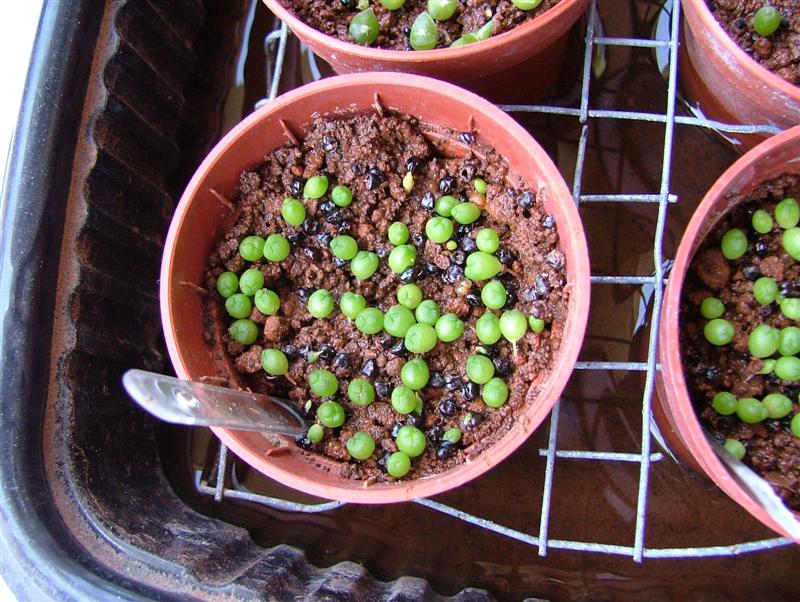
[707, 0, 800, 85]
[204, 111, 568, 482]
[277, 0, 561, 50]
[681, 174, 800, 511]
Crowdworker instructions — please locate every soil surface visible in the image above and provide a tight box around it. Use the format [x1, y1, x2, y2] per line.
[204, 111, 568, 482]
[277, 0, 561, 50]
[707, 0, 800, 85]
[681, 174, 800, 511]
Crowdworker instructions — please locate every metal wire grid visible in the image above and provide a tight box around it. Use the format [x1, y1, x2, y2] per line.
[197, 0, 795, 561]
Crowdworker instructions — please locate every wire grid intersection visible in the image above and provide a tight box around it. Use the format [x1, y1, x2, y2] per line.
[198, 0, 794, 561]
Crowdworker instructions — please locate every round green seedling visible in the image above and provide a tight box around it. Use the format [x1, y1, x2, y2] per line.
[753, 277, 778, 305]
[724, 438, 746, 460]
[351, 250, 379, 280]
[254, 288, 280, 315]
[751, 209, 773, 234]
[263, 234, 290, 261]
[330, 235, 358, 260]
[347, 378, 376, 407]
[388, 222, 409, 245]
[228, 319, 258, 345]
[748, 324, 780, 358]
[753, 6, 781, 36]
[704, 318, 734, 346]
[700, 296, 724, 319]
[783, 227, 800, 261]
[409, 11, 437, 50]
[391, 386, 418, 415]
[307, 289, 334, 319]
[317, 401, 345, 428]
[428, 0, 457, 20]
[434, 313, 464, 342]
[309, 369, 339, 397]
[499, 310, 527, 343]
[466, 354, 495, 384]
[331, 185, 353, 207]
[482, 377, 508, 408]
[465, 251, 502, 281]
[395, 425, 426, 457]
[776, 197, 800, 228]
[304, 174, 329, 198]
[307, 424, 324, 444]
[720, 228, 747, 260]
[225, 293, 252, 319]
[712, 391, 737, 415]
[384, 305, 416, 338]
[451, 202, 481, 224]
[340, 292, 367, 319]
[415, 299, 440, 325]
[346, 432, 375, 460]
[762, 393, 792, 419]
[216, 271, 239, 299]
[388, 244, 417, 273]
[355, 307, 384, 334]
[425, 217, 454, 243]
[481, 280, 507, 310]
[261, 348, 288, 376]
[281, 198, 306, 226]
[434, 195, 458, 217]
[239, 268, 264, 296]
[387, 451, 411, 477]
[405, 323, 437, 354]
[397, 284, 423, 309]
[401, 358, 429, 390]
[239, 235, 265, 262]
[476, 312, 501, 344]
[736, 397, 767, 424]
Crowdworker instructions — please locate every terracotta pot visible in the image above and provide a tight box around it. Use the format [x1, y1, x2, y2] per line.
[263, 0, 590, 103]
[680, 0, 800, 152]
[657, 125, 800, 541]
[160, 73, 590, 504]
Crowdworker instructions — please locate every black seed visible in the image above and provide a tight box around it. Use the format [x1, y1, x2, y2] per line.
[333, 257, 347, 268]
[421, 191, 436, 210]
[283, 344, 298, 359]
[318, 345, 335, 361]
[780, 280, 799, 298]
[545, 250, 564, 270]
[406, 156, 423, 173]
[462, 411, 483, 429]
[303, 247, 322, 262]
[766, 372, 780, 386]
[459, 163, 476, 182]
[735, 18, 746, 29]
[457, 224, 472, 238]
[316, 232, 332, 246]
[444, 265, 464, 284]
[333, 352, 351, 370]
[295, 435, 312, 450]
[337, 222, 350, 233]
[542, 214, 555, 229]
[403, 26, 411, 37]
[405, 413, 424, 428]
[351, 162, 366, 176]
[462, 382, 480, 400]
[297, 287, 313, 302]
[705, 366, 721, 383]
[439, 176, 456, 194]
[438, 398, 456, 416]
[437, 441, 456, 459]
[760, 304, 775, 319]
[303, 219, 320, 234]
[323, 136, 338, 152]
[426, 426, 444, 443]
[391, 339, 409, 358]
[325, 208, 349, 224]
[518, 192, 535, 210]
[290, 177, 304, 196]
[361, 359, 376, 377]
[741, 264, 761, 280]
[460, 132, 475, 145]
[366, 167, 384, 191]
[781, 384, 800, 399]
[391, 423, 403, 438]
[286, 232, 304, 246]
[429, 371, 445, 388]
[505, 289, 518, 308]
[412, 231, 426, 246]
[461, 237, 477, 252]
[451, 250, 466, 265]
[378, 453, 390, 468]
[376, 247, 390, 260]
[400, 267, 417, 283]
[523, 288, 538, 302]
[754, 240, 769, 258]
[535, 275, 550, 297]
[781, 16, 789, 28]
[465, 291, 480, 306]
[375, 381, 390, 399]
[425, 262, 440, 275]
[379, 336, 395, 350]
[444, 375, 461, 391]
[319, 200, 335, 214]
[493, 357, 513, 377]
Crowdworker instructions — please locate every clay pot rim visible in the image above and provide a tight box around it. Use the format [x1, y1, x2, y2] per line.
[684, 0, 800, 102]
[660, 125, 800, 540]
[160, 72, 590, 503]
[263, 0, 586, 63]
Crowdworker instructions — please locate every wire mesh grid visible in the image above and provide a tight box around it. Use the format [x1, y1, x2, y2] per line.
[197, 0, 795, 561]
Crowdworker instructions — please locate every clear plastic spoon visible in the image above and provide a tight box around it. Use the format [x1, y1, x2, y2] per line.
[122, 369, 307, 436]
[708, 434, 800, 540]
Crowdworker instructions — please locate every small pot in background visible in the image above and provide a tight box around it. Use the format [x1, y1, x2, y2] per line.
[160, 73, 590, 504]
[679, 0, 800, 152]
[263, 0, 590, 103]
[657, 125, 800, 541]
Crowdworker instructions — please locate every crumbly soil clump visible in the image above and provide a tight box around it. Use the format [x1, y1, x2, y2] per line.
[681, 174, 800, 510]
[707, 0, 800, 85]
[278, 0, 561, 50]
[204, 111, 568, 482]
